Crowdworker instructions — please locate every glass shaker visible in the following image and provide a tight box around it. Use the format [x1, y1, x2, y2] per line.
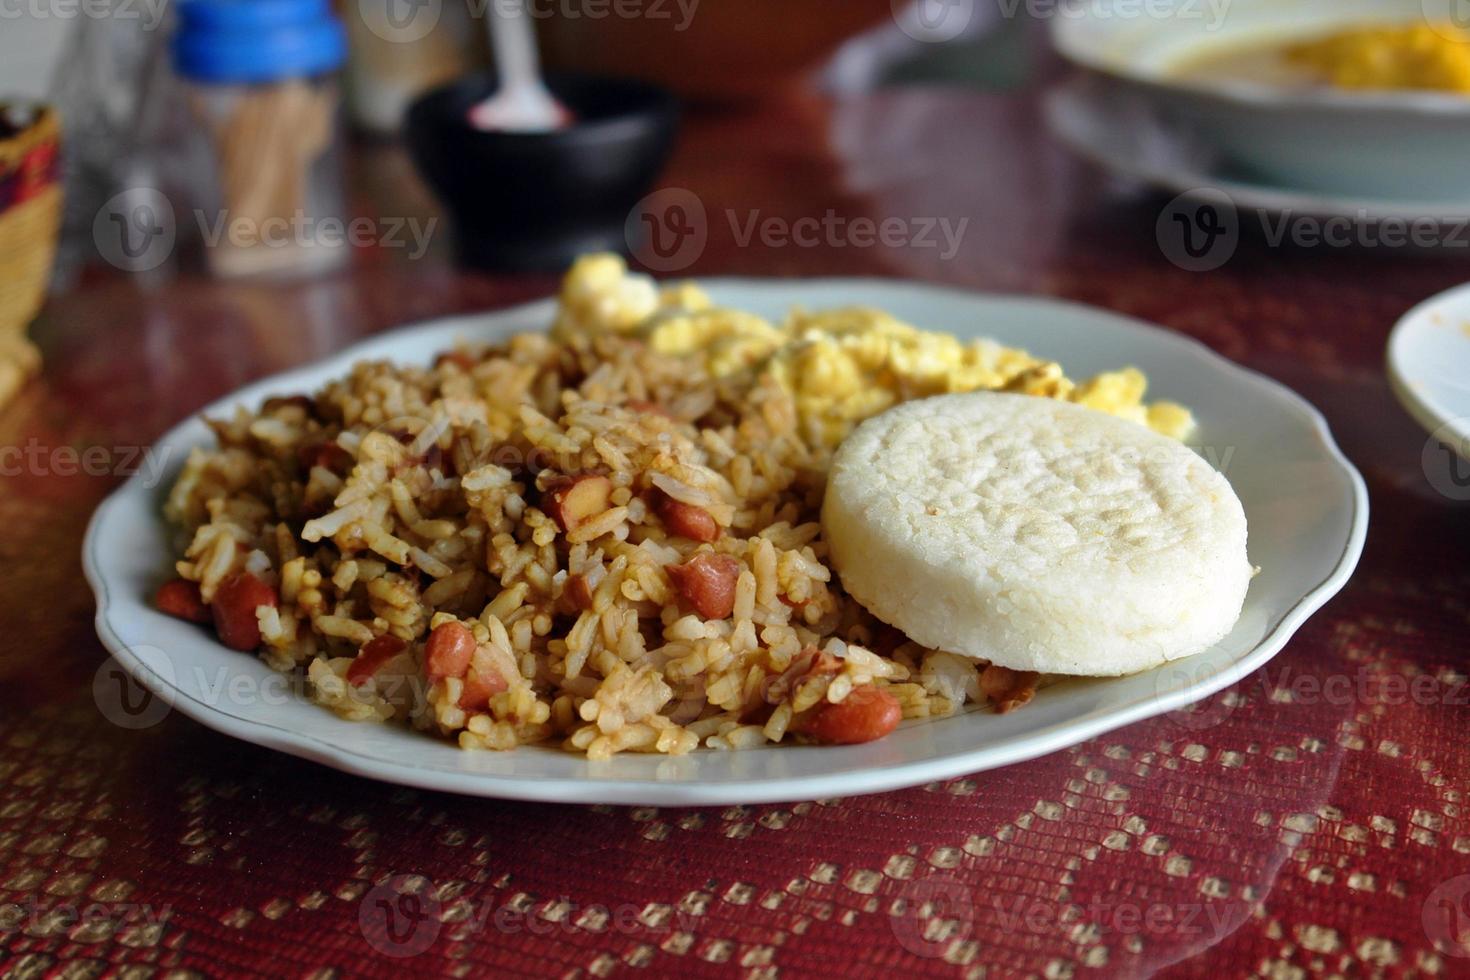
[172, 0, 348, 278]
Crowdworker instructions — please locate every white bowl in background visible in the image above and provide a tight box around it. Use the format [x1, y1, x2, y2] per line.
[1052, 0, 1470, 201]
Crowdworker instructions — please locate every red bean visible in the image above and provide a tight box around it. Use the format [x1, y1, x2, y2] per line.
[297, 440, 353, 474]
[458, 667, 508, 711]
[559, 574, 595, 614]
[425, 621, 476, 683]
[802, 685, 902, 745]
[979, 665, 1039, 714]
[541, 474, 612, 532]
[804, 648, 842, 677]
[263, 395, 316, 416]
[155, 579, 211, 624]
[626, 400, 671, 418]
[210, 573, 278, 652]
[435, 350, 476, 371]
[666, 553, 742, 620]
[651, 490, 720, 542]
[347, 635, 407, 687]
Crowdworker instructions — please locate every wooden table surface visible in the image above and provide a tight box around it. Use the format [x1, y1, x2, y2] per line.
[4, 83, 1470, 978]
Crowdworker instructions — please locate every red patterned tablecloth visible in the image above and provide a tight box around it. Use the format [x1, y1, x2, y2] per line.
[3, 86, 1470, 978]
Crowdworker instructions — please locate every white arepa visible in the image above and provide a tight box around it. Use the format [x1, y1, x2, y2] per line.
[822, 392, 1251, 676]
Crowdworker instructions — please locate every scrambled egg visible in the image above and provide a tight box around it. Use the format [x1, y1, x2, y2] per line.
[1287, 23, 1470, 93]
[553, 254, 1195, 444]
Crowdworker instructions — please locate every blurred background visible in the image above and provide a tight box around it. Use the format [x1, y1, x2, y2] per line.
[0, 0, 1091, 416]
[9, 0, 1468, 411]
[0, 0, 1047, 282]
[2, 0, 1037, 107]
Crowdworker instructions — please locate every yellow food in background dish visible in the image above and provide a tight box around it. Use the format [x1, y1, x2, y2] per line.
[552, 254, 1195, 445]
[1287, 22, 1470, 93]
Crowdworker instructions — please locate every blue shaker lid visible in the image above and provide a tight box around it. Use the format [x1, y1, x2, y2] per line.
[173, 0, 347, 84]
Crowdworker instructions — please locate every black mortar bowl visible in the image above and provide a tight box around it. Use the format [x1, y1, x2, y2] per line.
[404, 72, 679, 272]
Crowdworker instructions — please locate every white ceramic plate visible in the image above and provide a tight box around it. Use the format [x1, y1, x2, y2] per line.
[1052, 0, 1470, 200]
[84, 281, 1368, 805]
[1389, 280, 1470, 460]
[1045, 77, 1470, 224]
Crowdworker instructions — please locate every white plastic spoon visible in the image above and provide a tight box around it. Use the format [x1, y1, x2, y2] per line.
[466, 0, 572, 132]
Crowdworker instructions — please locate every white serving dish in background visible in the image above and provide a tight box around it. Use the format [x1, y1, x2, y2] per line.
[1052, 0, 1470, 200]
[1045, 75, 1470, 224]
[1389, 281, 1470, 461]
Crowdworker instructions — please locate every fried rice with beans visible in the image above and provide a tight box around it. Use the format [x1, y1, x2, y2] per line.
[157, 255, 1193, 758]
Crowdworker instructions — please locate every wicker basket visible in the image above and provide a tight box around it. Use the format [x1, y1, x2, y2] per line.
[0, 104, 62, 409]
